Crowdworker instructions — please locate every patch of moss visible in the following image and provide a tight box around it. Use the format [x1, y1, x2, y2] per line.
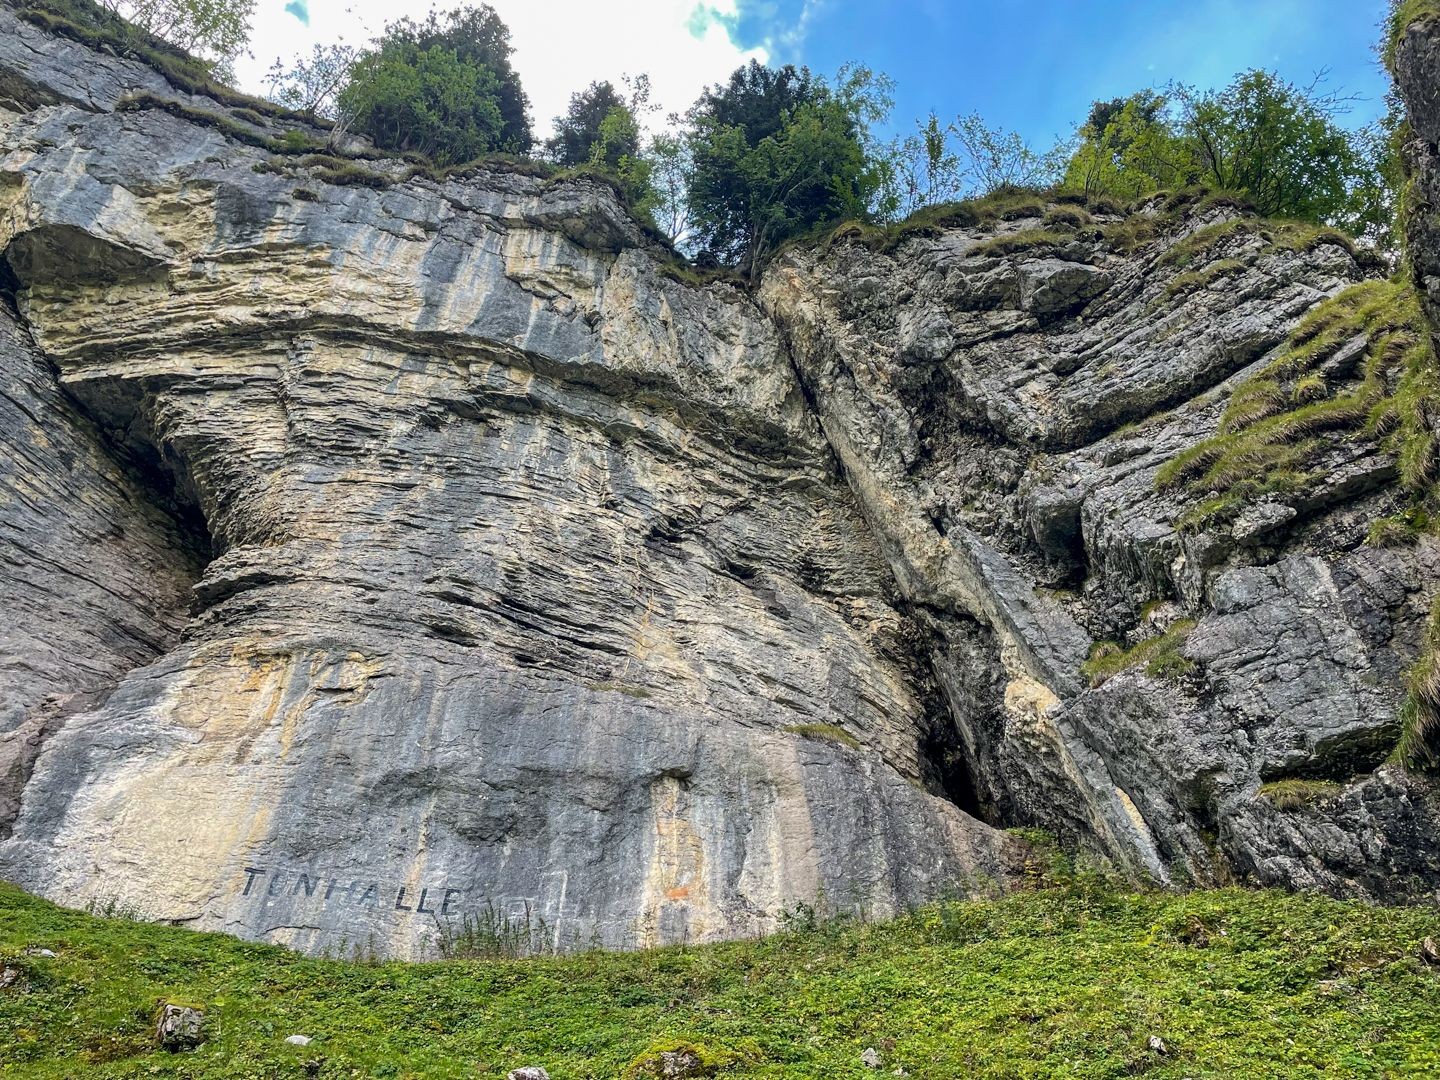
[1165, 257, 1247, 297]
[1043, 204, 1092, 230]
[1367, 507, 1434, 546]
[1399, 593, 1440, 770]
[1155, 280, 1432, 531]
[970, 228, 1072, 259]
[1160, 217, 1355, 271]
[783, 723, 861, 749]
[823, 185, 1073, 255]
[1081, 619, 1198, 687]
[1257, 779, 1345, 811]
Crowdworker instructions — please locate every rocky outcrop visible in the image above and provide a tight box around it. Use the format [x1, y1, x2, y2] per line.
[761, 202, 1440, 898]
[0, 5, 1019, 956]
[1394, 5, 1440, 348]
[2, 3, 1439, 959]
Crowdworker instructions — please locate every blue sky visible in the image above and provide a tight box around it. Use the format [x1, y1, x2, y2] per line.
[239, 0, 1394, 143]
[729, 0, 1394, 143]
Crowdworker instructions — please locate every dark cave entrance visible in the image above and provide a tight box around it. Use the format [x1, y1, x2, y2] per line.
[918, 723, 989, 823]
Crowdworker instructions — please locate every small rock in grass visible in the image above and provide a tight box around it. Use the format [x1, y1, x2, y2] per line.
[285, 1034, 313, 1046]
[1421, 936, 1440, 965]
[155, 1004, 205, 1051]
[0, 965, 22, 990]
[24, 947, 56, 958]
[861, 1046, 883, 1069]
[1148, 1035, 1168, 1054]
[507, 1069, 550, 1080]
[657, 1049, 704, 1077]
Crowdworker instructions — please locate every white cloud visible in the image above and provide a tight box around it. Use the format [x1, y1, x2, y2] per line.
[233, 0, 767, 137]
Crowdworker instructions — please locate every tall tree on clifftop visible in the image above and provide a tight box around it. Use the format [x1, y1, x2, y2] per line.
[684, 60, 885, 278]
[339, 4, 532, 161]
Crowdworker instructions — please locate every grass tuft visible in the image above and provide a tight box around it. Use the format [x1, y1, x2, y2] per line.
[1082, 620, 1197, 687]
[1258, 779, 1345, 811]
[782, 723, 861, 749]
[1155, 280, 1432, 531]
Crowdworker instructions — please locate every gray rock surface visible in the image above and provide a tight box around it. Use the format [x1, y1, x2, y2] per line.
[0, 6, 1018, 957]
[156, 1003, 205, 1051]
[760, 192, 1440, 898]
[1, 4, 1439, 961]
[1395, 8, 1440, 348]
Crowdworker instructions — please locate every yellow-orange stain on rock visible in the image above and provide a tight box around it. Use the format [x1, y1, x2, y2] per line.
[637, 774, 709, 947]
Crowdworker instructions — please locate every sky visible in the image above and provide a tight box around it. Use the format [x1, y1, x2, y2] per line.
[234, 0, 1395, 145]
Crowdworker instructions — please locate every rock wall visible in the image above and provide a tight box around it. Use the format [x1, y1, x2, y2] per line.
[1395, 6, 1440, 351]
[762, 204, 1440, 898]
[0, 5, 1021, 955]
[2, 4, 1439, 957]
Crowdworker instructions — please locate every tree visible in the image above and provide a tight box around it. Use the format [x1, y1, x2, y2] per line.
[339, 5, 531, 158]
[684, 60, 884, 277]
[950, 114, 1070, 195]
[647, 130, 692, 245]
[265, 43, 359, 120]
[887, 112, 966, 218]
[1178, 70, 1365, 227]
[546, 81, 635, 166]
[98, 0, 254, 72]
[338, 42, 504, 164]
[1063, 90, 1194, 199]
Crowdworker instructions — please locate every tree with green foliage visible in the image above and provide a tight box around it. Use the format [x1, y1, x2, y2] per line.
[1064, 71, 1388, 237]
[684, 60, 885, 277]
[1063, 90, 1192, 199]
[1179, 70, 1366, 229]
[339, 41, 503, 165]
[546, 81, 636, 166]
[543, 76, 660, 229]
[98, 0, 253, 73]
[339, 5, 531, 161]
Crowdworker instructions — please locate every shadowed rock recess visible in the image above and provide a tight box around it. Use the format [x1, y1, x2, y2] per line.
[1, 7, 1439, 958]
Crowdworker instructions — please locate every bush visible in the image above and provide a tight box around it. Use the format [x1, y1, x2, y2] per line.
[339, 43, 503, 165]
[338, 5, 531, 162]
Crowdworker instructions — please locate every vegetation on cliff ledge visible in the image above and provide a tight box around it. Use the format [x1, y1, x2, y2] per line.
[3, 880, 1440, 1078]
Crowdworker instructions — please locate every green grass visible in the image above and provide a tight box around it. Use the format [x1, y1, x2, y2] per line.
[1155, 280, 1432, 531]
[1165, 258, 1247, 297]
[1158, 217, 1356, 271]
[4, 881, 1440, 1078]
[1081, 620, 1197, 687]
[781, 723, 860, 749]
[969, 228, 1073, 258]
[1257, 780, 1345, 811]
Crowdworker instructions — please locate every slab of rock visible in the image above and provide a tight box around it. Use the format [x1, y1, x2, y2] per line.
[155, 1004, 205, 1051]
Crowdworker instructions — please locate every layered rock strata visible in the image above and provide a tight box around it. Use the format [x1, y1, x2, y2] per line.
[3, 3, 1440, 959]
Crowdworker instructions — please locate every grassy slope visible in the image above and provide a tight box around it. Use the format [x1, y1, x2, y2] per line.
[3, 883, 1440, 1078]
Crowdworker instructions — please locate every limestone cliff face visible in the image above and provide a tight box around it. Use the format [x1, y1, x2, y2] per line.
[1, 7, 1439, 957]
[0, 7, 1021, 955]
[761, 210, 1440, 898]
